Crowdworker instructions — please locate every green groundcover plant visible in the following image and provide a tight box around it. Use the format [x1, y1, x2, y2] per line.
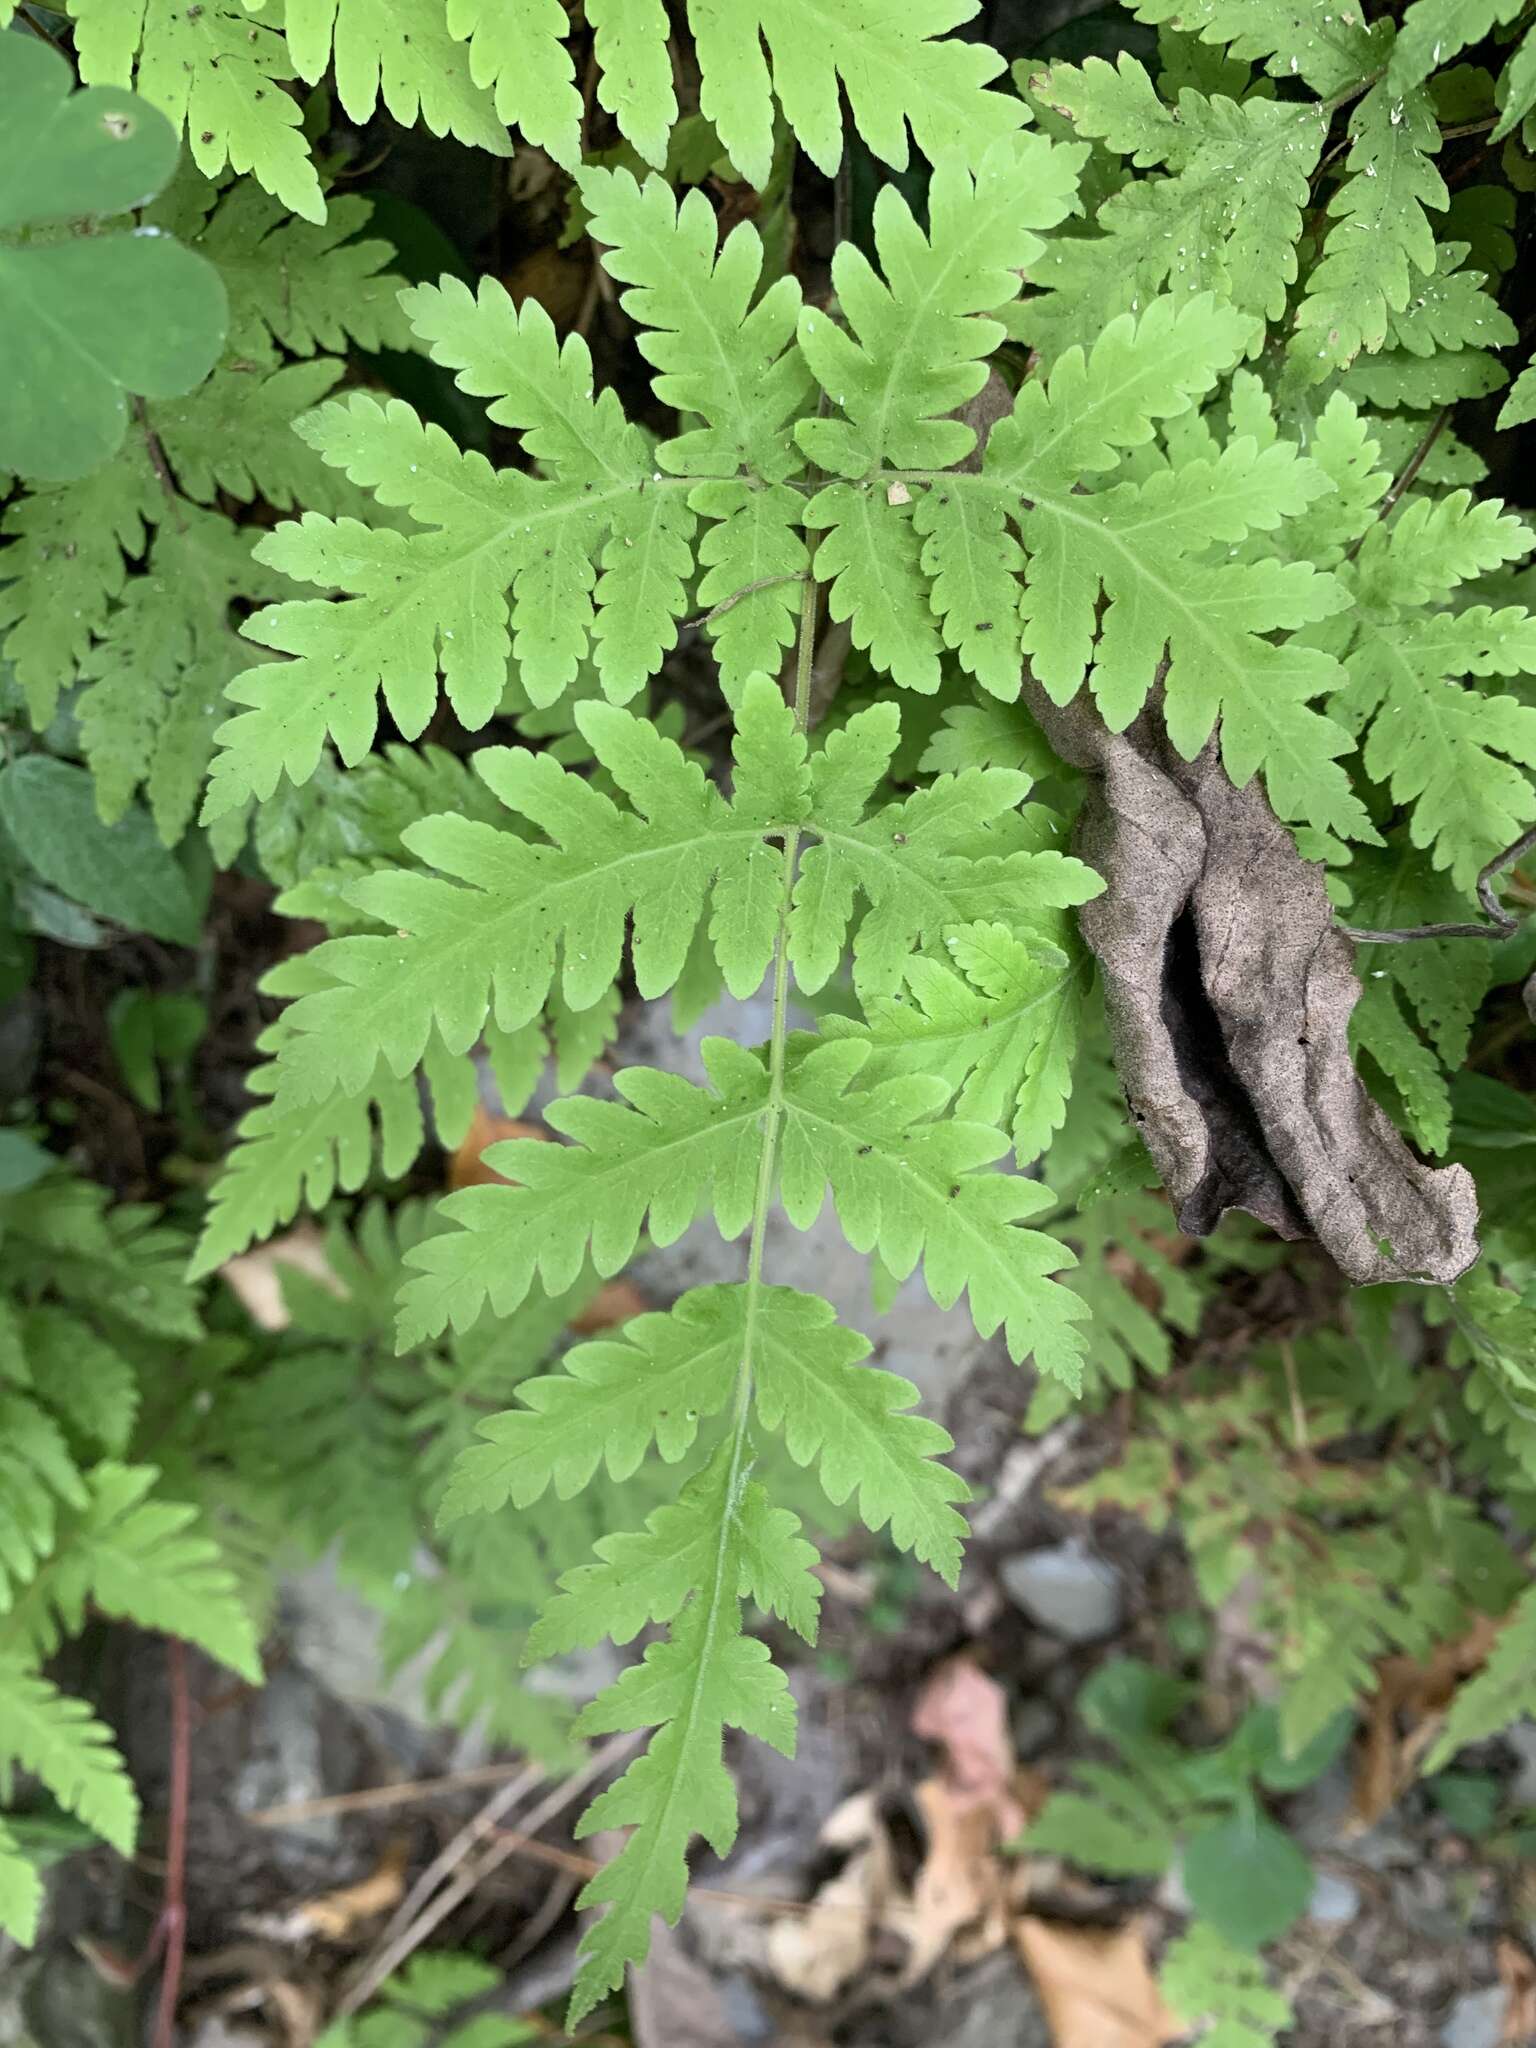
[2, 0, 1536, 2036]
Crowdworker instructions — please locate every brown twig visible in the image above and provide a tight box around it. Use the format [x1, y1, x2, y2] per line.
[368, 1762, 544, 1961]
[1343, 407, 1450, 564]
[334, 1731, 642, 2019]
[246, 1759, 544, 1827]
[1341, 822, 1536, 943]
[151, 1640, 191, 2048]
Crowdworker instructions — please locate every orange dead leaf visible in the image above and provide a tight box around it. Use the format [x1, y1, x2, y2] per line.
[1499, 1938, 1536, 2044]
[448, 1106, 548, 1190]
[271, 1838, 408, 1944]
[1353, 1614, 1508, 1828]
[571, 1278, 650, 1333]
[1013, 1917, 1183, 2048]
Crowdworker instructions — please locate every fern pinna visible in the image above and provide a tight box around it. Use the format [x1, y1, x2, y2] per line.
[85, 0, 1532, 2024]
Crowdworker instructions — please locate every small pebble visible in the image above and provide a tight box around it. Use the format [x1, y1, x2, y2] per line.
[999, 1541, 1124, 1644]
[1440, 1984, 1506, 2048]
[1307, 1870, 1360, 1926]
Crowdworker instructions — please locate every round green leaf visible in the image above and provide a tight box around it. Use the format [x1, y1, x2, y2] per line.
[1181, 1809, 1313, 1951]
[0, 757, 203, 947]
[0, 37, 227, 480]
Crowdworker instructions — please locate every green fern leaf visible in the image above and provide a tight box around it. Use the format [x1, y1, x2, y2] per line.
[18, 1464, 260, 1683]
[1017, 57, 1323, 360]
[1351, 975, 1453, 1154]
[1160, 1923, 1295, 2048]
[259, 680, 1094, 1104]
[1428, 1579, 1536, 1765]
[281, 0, 507, 156]
[0, 1820, 43, 1947]
[71, 0, 325, 223]
[1500, 363, 1536, 430]
[980, 297, 1373, 840]
[191, 180, 415, 358]
[0, 1661, 138, 1855]
[1386, 0, 1526, 93]
[688, 0, 1028, 190]
[798, 139, 1081, 478]
[400, 1033, 1087, 1380]
[439, 1288, 745, 1521]
[188, 1050, 425, 1283]
[0, 1393, 86, 1606]
[20, 1310, 138, 1456]
[1027, 1758, 1191, 1875]
[1293, 84, 1448, 376]
[535, 1446, 811, 2024]
[824, 919, 1090, 1166]
[449, 1282, 968, 1577]
[76, 508, 293, 844]
[1339, 495, 1536, 884]
[1130, 0, 1382, 95]
[0, 455, 156, 728]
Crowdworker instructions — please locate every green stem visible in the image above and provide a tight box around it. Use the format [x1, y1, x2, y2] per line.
[722, 572, 819, 1462]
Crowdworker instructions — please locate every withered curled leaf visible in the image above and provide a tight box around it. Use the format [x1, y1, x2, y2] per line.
[954, 372, 1479, 1287]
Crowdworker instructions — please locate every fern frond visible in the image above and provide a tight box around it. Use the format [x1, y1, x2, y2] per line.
[400, 1032, 1086, 1378]
[798, 139, 1082, 478]
[823, 918, 1090, 1166]
[10, 1464, 261, 1682]
[0, 1661, 138, 1857]
[1130, 0, 1383, 96]
[1339, 497, 1536, 884]
[259, 679, 1094, 1104]
[1293, 84, 1448, 377]
[1428, 1579, 1536, 1765]
[536, 1445, 812, 2024]
[980, 297, 1373, 839]
[19, 1311, 138, 1456]
[1160, 1923, 1295, 2048]
[0, 455, 156, 727]
[445, 1282, 969, 1578]
[1017, 56, 1323, 359]
[0, 1821, 43, 1946]
[70, 0, 324, 220]
[190, 181, 414, 358]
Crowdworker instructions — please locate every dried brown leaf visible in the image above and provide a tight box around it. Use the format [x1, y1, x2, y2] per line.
[218, 1222, 340, 1332]
[1013, 1917, 1183, 2048]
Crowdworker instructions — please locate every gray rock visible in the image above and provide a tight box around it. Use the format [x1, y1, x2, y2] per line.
[1287, 1759, 1357, 1852]
[930, 1951, 1053, 2048]
[1010, 1698, 1058, 1761]
[1440, 1985, 1506, 2048]
[0, 1947, 135, 2048]
[231, 1662, 340, 1852]
[1307, 1870, 1361, 1926]
[1504, 1718, 1536, 1807]
[999, 1541, 1124, 1643]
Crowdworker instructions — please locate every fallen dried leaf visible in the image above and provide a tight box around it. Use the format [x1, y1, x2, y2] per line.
[912, 1655, 1025, 1833]
[218, 1222, 340, 1332]
[448, 1106, 548, 1190]
[1353, 1614, 1507, 1827]
[1498, 1937, 1536, 2044]
[571, 1277, 650, 1333]
[764, 1791, 881, 2001]
[1013, 1917, 1183, 2048]
[256, 1839, 409, 1945]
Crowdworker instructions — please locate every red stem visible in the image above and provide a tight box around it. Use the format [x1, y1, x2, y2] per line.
[151, 1639, 191, 2048]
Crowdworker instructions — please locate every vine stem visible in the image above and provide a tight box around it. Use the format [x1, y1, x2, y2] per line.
[150, 1639, 190, 2048]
